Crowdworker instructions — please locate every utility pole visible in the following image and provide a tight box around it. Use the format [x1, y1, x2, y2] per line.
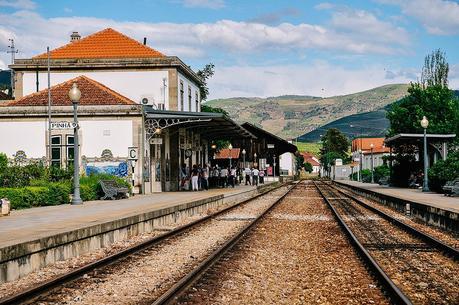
[7, 39, 19, 97]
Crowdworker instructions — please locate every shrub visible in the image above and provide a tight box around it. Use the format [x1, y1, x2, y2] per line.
[428, 151, 459, 192]
[79, 173, 131, 201]
[0, 183, 70, 209]
[0, 153, 7, 172]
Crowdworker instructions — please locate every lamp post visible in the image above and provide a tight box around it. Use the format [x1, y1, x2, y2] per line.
[242, 149, 246, 168]
[370, 143, 374, 183]
[421, 116, 430, 192]
[254, 152, 257, 168]
[273, 155, 277, 180]
[358, 149, 362, 182]
[228, 143, 232, 169]
[68, 83, 82, 205]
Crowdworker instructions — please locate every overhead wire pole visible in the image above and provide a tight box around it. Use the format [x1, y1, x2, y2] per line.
[47, 47, 52, 167]
[7, 39, 19, 97]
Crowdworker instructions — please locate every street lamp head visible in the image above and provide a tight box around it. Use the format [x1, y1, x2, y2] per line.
[421, 116, 429, 129]
[228, 143, 233, 150]
[242, 148, 246, 155]
[155, 128, 161, 135]
[211, 143, 217, 150]
[68, 83, 81, 103]
[370, 143, 374, 149]
[254, 153, 257, 158]
[358, 149, 362, 153]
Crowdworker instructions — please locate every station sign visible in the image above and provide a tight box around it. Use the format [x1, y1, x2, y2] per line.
[267, 144, 275, 149]
[150, 138, 163, 145]
[128, 147, 138, 161]
[51, 121, 78, 130]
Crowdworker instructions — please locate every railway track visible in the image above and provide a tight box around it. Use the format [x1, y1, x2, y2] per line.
[314, 181, 459, 305]
[0, 183, 294, 305]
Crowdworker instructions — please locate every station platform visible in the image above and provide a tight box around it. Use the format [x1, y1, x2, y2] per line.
[0, 183, 277, 282]
[336, 180, 459, 213]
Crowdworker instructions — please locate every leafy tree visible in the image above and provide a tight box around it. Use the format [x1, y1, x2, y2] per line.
[296, 154, 305, 172]
[428, 151, 459, 192]
[201, 104, 229, 116]
[421, 49, 449, 88]
[319, 128, 349, 175]
[304, 162, 313, 173]
[0, 153, 7, 172]
[196, 63, 215, 101]
[387, 83, 459, 137]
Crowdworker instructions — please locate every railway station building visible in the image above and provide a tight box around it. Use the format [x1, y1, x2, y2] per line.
[0, 28, 297, 193]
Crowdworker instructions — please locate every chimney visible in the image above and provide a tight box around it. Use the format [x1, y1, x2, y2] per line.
[70, 31, 81, 42]
[143, 37, 147, 45]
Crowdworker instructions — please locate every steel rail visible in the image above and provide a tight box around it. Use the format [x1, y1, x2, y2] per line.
[313, 181, 413, 305]
[0, 183, 286, 305]
[152, 182, 299, 305]
[330, 183, 459, 261]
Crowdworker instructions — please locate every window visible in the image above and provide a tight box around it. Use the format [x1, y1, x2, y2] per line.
[66, 136, 74, 168]
[180, 81, 184, 111]
[51, 136, 61, 167]
[188, 86, 192, 111]
[195, 92, 199, 112]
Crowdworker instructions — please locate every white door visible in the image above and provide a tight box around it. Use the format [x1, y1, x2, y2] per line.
[150, 143, 162, 192]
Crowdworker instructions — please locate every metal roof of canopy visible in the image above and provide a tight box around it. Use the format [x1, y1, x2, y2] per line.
[241, 122, 298, 154]
[144, 109, 256, 139]
[385, 133, 456, 146]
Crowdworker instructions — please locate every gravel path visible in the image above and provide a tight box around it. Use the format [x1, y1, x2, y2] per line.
[176, 181, 388, 305]
[27, 186, 291, 305]
[322, 183, 459, 305]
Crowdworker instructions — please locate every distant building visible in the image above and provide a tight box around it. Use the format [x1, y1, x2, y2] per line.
[351, 137, 390, 170]
[300, 152, 320, 173]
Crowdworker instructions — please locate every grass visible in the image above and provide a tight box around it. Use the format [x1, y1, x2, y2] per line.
[295, 141, 322, 155]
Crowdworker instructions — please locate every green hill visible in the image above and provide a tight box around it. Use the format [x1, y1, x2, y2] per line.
[206, 84, 409, 139]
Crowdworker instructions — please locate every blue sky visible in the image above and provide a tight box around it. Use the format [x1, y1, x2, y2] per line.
[1, 0, 458, 99]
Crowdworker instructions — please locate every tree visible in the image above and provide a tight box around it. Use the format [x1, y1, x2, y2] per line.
[196, 63, 215, 101]
[304, 162, 313, 173]
[201, 104, 229, 116]
[319, 128, 349, 176]
[421, 49, 449, 88]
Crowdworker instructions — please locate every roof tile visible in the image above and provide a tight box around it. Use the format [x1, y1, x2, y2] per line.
[5, 75, 136, 107]
[33, 28, 165, 59]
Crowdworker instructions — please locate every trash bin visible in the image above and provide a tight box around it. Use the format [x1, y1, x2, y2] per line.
[1, 198, 10, 216]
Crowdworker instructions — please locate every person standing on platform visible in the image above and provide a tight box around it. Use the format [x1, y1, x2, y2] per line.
[252, 167, 259, 186]
[259, 169, 265, 184]
[229, 166, 236, 188]
[191, 164, 199, 191]
[202, 164, 209, 191]
[180, 163, 188, 191]
[244, 167, 252, 185]
[220, 166, 228, 187]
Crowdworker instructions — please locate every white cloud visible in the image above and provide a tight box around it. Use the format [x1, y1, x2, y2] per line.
[0, 0, 35, 10]
[377, 0, 459, 35]
[182, 0, 224, 9]
[208, 62, 417, 99]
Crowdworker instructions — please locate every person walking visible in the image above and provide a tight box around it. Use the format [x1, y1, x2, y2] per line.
[252, 167, 259, 186]
[191, 164, 199, 191]
[244, 167, 252, 185]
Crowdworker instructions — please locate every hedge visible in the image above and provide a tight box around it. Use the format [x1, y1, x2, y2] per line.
[428, 151, 459, 192]
[0, 182, 71, 209]
[80, 173, 132, 201]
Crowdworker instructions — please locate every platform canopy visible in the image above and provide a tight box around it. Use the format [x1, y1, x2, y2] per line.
[144, 109, 256, 140]
[385, 133, 456, 147]
[241, 122, 298, 155]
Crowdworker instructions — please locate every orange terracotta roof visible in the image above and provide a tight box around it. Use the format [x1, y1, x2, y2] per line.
[215, 148, 241, 160]
[352, 137, 389, 152]
[33, 28, 165, 59]
[304, 157, 320, 166]
[362, 147, 390, 154]
[5, 75, 136, 107]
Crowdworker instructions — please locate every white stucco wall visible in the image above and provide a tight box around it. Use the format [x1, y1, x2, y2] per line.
[0, 119, 133, 159]
[79, 120, 133, 158]
[178, 72, 200, 112]
[0, 121, 47, 158]
[23, 71, 169, 108]
[280, 152, 295, 175]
